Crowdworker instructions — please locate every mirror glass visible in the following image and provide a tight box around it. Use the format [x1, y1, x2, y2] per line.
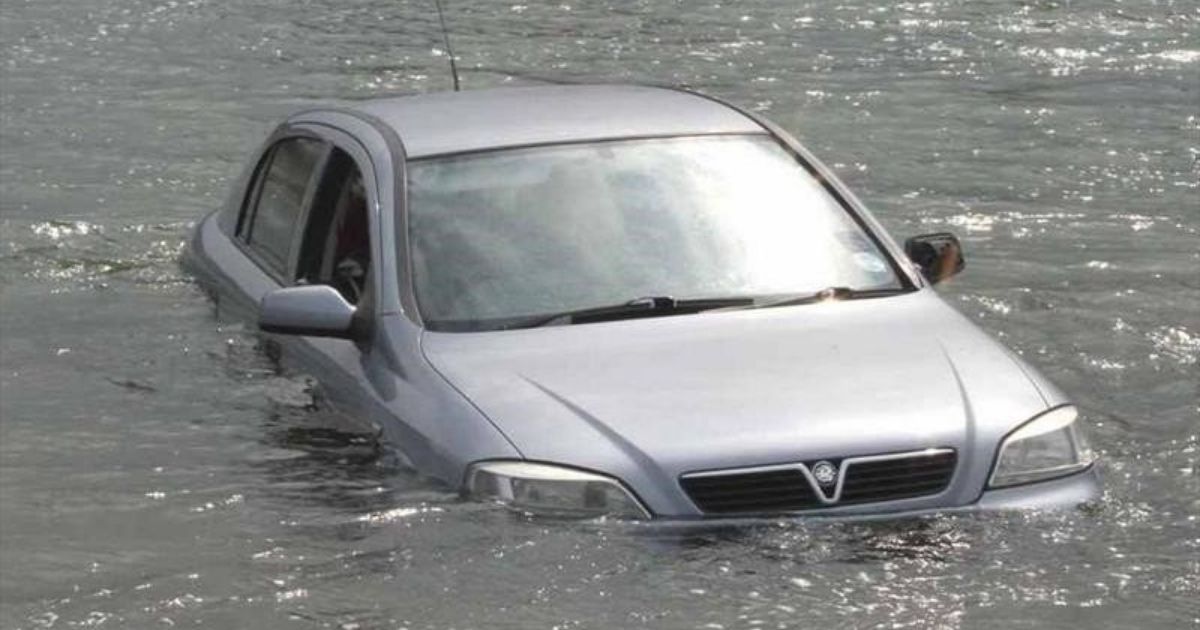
[904, 232, 965, 284]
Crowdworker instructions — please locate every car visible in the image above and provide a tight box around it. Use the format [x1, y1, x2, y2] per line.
[184, 84, 1100, 520]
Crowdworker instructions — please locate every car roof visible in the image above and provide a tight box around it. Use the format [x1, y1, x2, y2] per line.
[346, 84, 766, 159]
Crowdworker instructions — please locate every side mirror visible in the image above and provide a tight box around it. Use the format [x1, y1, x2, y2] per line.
[259, 285, 357, 339]
[904, 232, 965, 284]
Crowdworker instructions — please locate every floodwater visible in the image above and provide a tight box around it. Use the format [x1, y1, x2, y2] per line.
[1, 0, 1197, 627]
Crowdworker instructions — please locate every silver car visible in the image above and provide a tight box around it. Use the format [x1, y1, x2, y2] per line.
[185, 84, 1100, 520]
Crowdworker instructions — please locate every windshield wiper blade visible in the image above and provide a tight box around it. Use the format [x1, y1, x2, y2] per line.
[513, 295, 757, 329]
[501, 287, 905, 329]
[754, 286, 855, 309]
[717, 286, 906, 312]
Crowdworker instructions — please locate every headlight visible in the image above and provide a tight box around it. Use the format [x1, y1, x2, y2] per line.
[466, 461, 651, 520]
[989, 405, 1096, 488]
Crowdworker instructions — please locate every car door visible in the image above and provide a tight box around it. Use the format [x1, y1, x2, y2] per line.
[220, 128, 367, 420]
[268, 128, 392, 437]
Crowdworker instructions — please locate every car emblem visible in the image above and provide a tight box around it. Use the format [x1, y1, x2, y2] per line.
[810, 460, 839, 488]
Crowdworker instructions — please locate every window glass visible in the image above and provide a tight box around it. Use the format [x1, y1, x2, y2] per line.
[248, 137, 325, 272]
[297, 150, 370, 304]
[408, 135, 904, 331]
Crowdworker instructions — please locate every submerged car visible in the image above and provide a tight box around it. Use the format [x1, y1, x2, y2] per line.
[185, 84, 1099, 520]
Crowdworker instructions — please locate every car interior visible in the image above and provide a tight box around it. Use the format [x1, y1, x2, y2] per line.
[298, 149, 370, 304]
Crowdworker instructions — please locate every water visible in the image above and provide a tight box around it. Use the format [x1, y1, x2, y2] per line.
[1, 0, 1197, 627]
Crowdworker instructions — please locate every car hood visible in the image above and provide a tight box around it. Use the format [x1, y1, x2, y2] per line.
[420, 291, 1057, 511]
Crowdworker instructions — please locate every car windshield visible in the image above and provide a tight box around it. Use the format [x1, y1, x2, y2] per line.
[408, 135, 905, 331]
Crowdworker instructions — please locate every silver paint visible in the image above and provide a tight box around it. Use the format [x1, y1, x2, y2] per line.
[186, 85, 1100, 518]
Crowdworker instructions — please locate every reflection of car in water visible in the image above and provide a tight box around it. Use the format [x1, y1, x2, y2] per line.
[185, 84, 1099, 520]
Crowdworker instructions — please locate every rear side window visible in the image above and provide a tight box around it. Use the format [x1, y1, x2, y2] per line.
[243, 137, 326, 273]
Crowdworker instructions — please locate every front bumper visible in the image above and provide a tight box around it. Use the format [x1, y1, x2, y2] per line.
[973, 463, 1101, 511]
[638, 465, 1101, 525]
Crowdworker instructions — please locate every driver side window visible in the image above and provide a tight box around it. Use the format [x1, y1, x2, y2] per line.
[297, 149, 371, 305]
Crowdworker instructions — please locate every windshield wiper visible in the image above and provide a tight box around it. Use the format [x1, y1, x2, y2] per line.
[512, 295, 757, 329]
[500, 288, 905, 329]
[715, 286, 907, 312]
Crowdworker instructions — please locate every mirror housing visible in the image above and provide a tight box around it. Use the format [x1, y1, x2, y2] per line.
[904, 232, 965, 284]
[259, 285, 357, 339]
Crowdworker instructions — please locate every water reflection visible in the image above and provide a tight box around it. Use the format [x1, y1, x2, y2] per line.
[248, 393, 455, 525]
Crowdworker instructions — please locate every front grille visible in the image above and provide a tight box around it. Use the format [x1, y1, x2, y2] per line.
[680, 467, 822, 514]
[838, 450, 957, 505]
[680, 449, 957, 515]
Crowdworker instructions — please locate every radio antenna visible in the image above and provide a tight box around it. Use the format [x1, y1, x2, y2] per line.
[432, 0, 461, 91]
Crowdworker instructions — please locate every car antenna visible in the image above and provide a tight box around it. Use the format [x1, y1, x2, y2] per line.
[432, 0, 461, 91]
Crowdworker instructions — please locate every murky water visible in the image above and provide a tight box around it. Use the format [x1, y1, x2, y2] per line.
[2, 0, 1197, 627]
